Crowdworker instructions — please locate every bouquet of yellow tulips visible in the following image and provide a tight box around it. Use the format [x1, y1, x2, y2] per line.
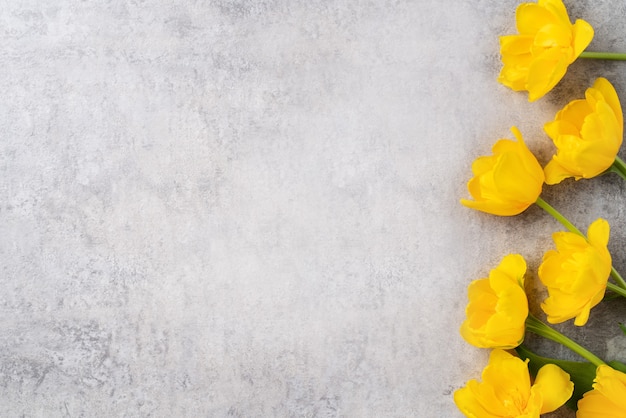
[456, 1, 626, 417]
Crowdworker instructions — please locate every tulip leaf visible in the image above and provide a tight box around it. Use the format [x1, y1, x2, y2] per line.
[516, 345, 596, 410]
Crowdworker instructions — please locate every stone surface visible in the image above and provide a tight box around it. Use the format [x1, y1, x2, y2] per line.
[1, 1, 625, 417]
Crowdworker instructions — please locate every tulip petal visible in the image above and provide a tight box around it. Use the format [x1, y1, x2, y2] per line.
[510, 127, 547, 185]
[573, 302, 592, 326]
[593, 365, 626, 410]
[500, 34, 534, 56]
[577, 389, 623, 418]
[533, 363, 574, 413]
[526, 51, 568, 101]
[544, 159, 575, 184]
[554, 99, 592, 132]
[539, 0, 570, 24]
[516, 3, 560, 35]
[471, 155, 497, 176]
[492, 153, 540, 203]
[578, 106, 621, 176]
[572, 19, 594, 58]
[534, 23, 572, 49]
[578, 365, 626, 417]
[587, 218, 610, 248]
[454, 384, 503, 418]
[497, 253, 526, 284]
[482, 350, 531, 402]
[544, 119, 580, 139]
[582, 102, 622, 165]
[593, 77, 623, 130]
[460, 197, 527, 217]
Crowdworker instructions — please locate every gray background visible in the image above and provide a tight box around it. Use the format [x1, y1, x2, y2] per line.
[2, 1, 626, 417]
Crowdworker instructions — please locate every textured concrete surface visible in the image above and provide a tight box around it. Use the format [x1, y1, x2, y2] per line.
[2, 1, 626, 417]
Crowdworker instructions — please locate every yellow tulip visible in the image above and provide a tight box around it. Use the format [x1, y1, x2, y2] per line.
[577, 365, 626, 417]
[499, 0, 594, 102]
[544, 77, 624, 184]
[461, 127, 544, 216]
[454, 349, 574, 418]
[539, 218, 611, 326]
[460, 254, 528, 349]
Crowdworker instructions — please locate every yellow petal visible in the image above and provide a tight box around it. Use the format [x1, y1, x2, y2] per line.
[454, 385, 503, 418]
[483, 350, 531, 402]
[593, 77, 623, 130]
[577, 389, 622, 418]
[516, 3, 560, 35]
[497, 253, 527, 286]
[577, 366, 626, 417]
[526, 52, 568, 101]
[544, 155, 582, 185]
[544, 159, 575, 184]
[491, 138, 522, 155]
[544, 119, 580, 139]
[534, 23, 572, 49]
[578, 108, 620, 176]
[510, 127, 546, 184]
[538, 0, 570, 24]
[460, 197, 527, 217]
[532, 363, 574, 413]
[554, 99, 592, 132]
[538, 252, 567, 287]
[492, 153, 539, 203]
[471, 155, 497, 177]
[573, 302, 592, 326]
[500, 34, 534, 56]
[587, 218, 610, 248]
[581, 100, 622, 166]
[571, 19, 595, 58]
[498, 66, 528, 91]
[553, 229, 588, 250]
[592, 365, 626, 410]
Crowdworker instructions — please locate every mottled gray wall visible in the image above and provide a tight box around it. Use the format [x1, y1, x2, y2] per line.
[2, 1, 626, 417]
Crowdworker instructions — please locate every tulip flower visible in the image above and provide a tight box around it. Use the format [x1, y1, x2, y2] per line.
[544, 77, 624, 184]
[539, 218, 612, 326]
[461, 127, 544, 216]
[460, 254, 528, 349]
[577, 365, 626, 417]
[498, 0, 594, 102]
[454, 349, 573, 418]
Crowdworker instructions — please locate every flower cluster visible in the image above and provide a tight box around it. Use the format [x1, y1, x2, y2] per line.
[455, 349, 574, 417]
[539, 219, 612, 326]
[456, 1, 626, 417]
[498, 0, 594, 102]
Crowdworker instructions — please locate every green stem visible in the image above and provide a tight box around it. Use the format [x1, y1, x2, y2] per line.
[611, 268, 626, 292]
[525, 314, 606, 367]
[607, 282, 626, 298]
[609, 156, 626, 181]
[535, 197, 582, 235]
[607, 158, 626, 289]
[579, 51, 626, 60]
[535, 197, 626, 291]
